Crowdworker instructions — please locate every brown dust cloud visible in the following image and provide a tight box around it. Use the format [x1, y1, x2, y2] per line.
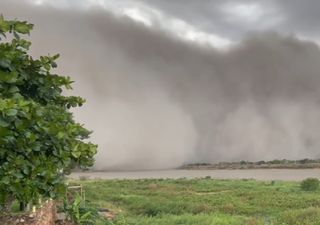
[2, 1, 320, 170]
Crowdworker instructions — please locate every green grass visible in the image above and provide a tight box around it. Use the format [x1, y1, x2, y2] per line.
[73, 178, 320, 225]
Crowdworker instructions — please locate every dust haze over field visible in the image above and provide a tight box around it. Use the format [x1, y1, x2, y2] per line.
[2, 0, 320, 170]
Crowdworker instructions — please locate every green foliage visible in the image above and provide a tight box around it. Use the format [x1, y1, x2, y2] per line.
[277, 207, 320, 225]
[61, 195, 112, 225]
[0, 15, 97, 210]
[62, 195, 94, 225]
[300, 178, 319, 191]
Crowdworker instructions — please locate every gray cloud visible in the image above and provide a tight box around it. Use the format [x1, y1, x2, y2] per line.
[2, 1, 320, 170]
[140, 0, 320, 42]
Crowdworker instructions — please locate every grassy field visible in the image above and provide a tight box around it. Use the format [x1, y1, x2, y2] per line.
[75, 178, 320, 225]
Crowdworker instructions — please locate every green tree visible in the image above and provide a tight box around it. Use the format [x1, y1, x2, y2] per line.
[0, 16, 97, 211]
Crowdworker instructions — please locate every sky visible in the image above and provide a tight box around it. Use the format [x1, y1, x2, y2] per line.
[2, 0, 320, 170]
[27, 0, 320, 47]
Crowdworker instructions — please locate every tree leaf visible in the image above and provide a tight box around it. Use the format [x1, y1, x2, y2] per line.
[8, 86, 19, 93]
[0, 118, 9, 127]
[6, 109, 18, 116]
[0, 59, 11, 70]
[13, 21, 33, 34]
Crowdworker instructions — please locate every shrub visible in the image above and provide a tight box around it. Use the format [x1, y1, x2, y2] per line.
[300, 178, 319, 191]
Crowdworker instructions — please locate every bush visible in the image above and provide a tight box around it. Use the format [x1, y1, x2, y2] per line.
[300, 178, 319, 191]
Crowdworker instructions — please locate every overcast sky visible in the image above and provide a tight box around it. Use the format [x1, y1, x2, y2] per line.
[26, 0, 320, 47]
[140, 0, 320, 41]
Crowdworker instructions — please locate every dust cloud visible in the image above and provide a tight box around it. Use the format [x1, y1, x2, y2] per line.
[2, 1, 320, 170]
